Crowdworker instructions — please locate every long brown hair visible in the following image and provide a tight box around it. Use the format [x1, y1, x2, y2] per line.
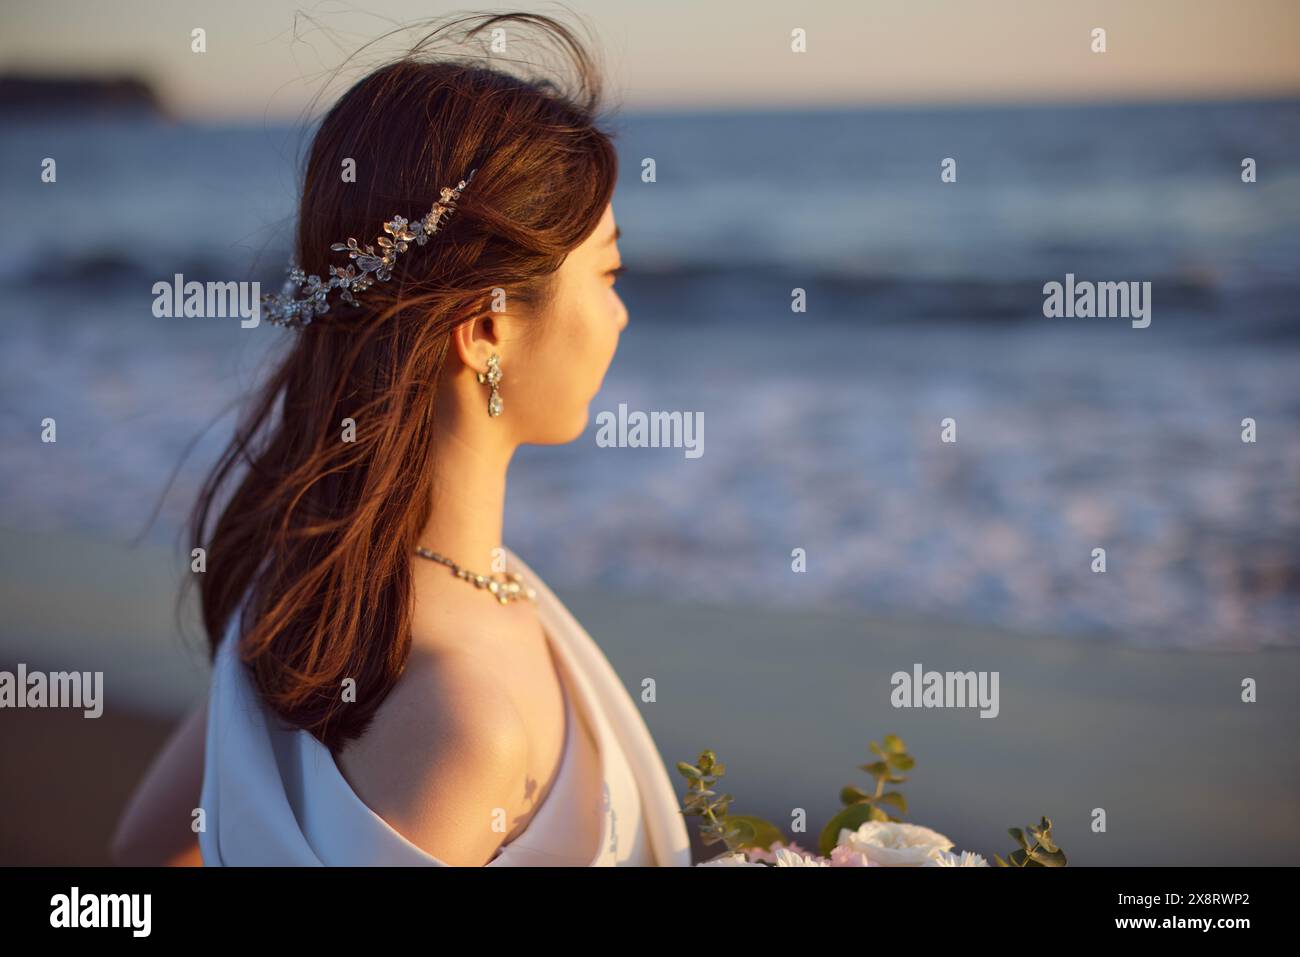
[186, 12, 618, 751]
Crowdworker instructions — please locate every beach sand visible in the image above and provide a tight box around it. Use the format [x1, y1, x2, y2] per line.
[1, 525, 1297, 865]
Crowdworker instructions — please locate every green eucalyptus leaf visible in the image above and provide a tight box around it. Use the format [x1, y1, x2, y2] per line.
[1028, 846, 1067, 867]
[1008, 827, 1028, 849]
[1029, 820, 1059, 853]
[885, 753, 915, 771]
[840, 786, 871, 805]
[877, 791, 908, 814]
[1032, 833, 1059, 854]
[882, 734, 907, 754]
[721, 814, 786, 851]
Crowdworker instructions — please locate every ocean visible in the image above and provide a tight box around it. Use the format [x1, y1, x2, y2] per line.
[1, 99, 1298, 649]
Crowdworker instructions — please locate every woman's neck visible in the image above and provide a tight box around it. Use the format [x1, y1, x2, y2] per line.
[417, 420, 516, 574]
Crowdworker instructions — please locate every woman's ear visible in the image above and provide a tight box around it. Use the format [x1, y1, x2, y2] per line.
[450, 313, 500, 374]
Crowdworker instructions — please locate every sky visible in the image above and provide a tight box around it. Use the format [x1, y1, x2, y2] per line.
[2, 0, 1299, 119]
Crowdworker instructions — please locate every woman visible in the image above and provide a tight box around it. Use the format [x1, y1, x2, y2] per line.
[111, 13, 691, 867]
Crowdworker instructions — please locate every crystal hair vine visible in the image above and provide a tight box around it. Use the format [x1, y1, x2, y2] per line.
[261, 168, 478, 328]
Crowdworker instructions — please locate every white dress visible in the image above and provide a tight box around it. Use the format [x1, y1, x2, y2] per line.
[198, 547, 691, 866]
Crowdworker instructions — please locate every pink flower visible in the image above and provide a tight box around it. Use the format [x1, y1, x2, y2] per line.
[829, 844, 874, 867]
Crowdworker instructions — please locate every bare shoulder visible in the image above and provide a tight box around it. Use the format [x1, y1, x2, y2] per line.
[334, 644, 530, 866]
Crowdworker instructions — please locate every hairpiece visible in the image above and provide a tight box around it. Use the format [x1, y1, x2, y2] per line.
[261, 168, 477, 328]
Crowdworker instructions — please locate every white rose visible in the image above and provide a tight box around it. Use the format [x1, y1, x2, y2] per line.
[697, 851, 764, 867]
[772, 847, 830, 867]
[924, 849, 990, 867]
[836, 820, 954, 866]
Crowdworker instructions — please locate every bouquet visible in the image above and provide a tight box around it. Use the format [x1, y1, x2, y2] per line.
[678, 734, 1067, 867]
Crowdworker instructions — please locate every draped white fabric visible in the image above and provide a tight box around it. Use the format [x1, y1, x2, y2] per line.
[198, 547, 692, 866]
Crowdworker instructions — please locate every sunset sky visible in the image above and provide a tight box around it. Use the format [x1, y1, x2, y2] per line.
[3, 0, 1298, 119]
